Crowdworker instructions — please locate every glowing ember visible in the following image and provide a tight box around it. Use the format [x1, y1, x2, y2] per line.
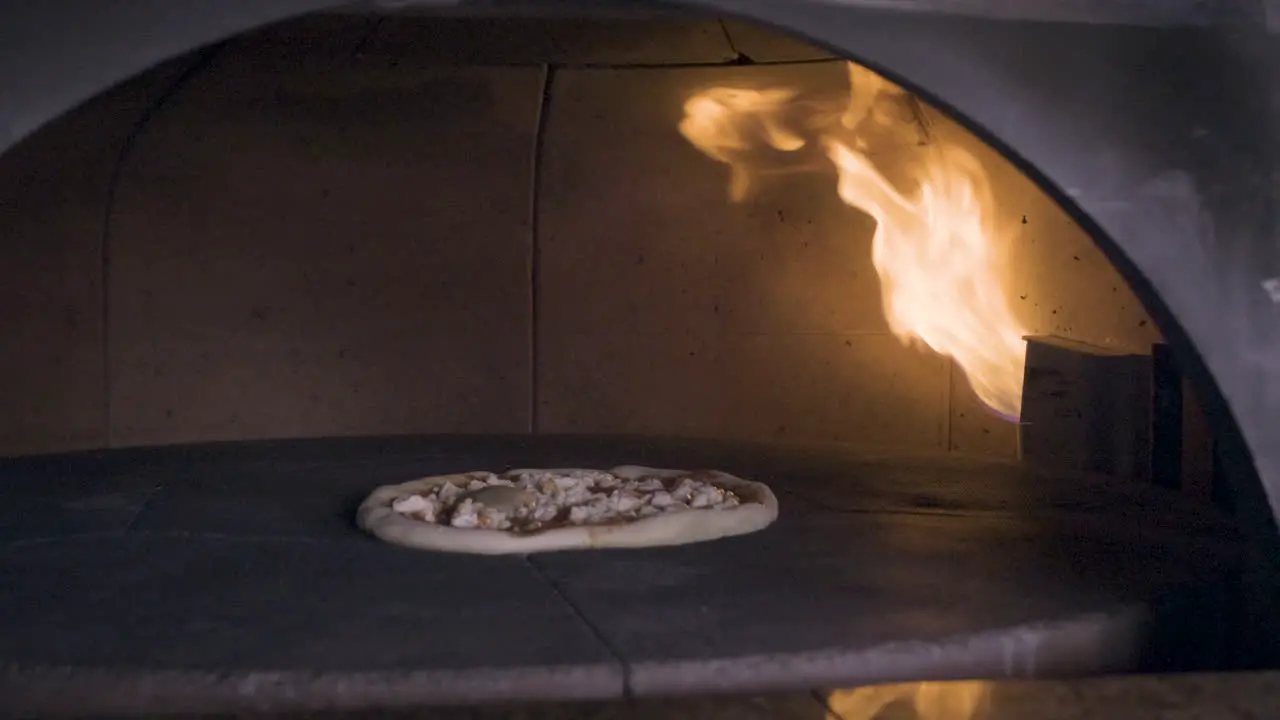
[828, 680, 991, 720]
[679, 63, 1028, 420]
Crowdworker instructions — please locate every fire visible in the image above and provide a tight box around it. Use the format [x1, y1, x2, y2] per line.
[827, 680, 992, 720]
[677, 87, 808, 202]
[679, 63, 1028, 420]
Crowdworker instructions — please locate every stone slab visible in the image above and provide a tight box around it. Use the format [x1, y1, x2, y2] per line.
[542, 18, 736, 65]
[0, 490, 154, 545]
[108, 56, 541, 446]
[127, 456, 485, 538]
[532, 507, 1220, 695]
[539, 63, 883, 337]
[0, 534, 623, 712]
[536, 333, 948, 450]
[0, 436, 1244, 714]
[770, 452, 1243, 556]
[13, 671, 1279, 719]
[0, 54, 197, 457]
[0, 445, 156, 544]
[721, 18, 835, 62]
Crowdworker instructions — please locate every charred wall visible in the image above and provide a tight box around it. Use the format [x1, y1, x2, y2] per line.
[0, 13, 1161, 458]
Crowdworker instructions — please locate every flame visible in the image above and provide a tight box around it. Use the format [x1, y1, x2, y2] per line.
[678, 87, 808, 202]
[678, 63, 1028, 420]
[841, 61, 909, 133]
[828, 680, 992, 720]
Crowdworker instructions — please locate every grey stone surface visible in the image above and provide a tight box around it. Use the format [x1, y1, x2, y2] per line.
[0, 436, 1245, 714]
[25, 672, 1280, 719]
[0, 483, 156, 544]
[1, 664, 624, 718]
[772, 452, 1241, 545]
[621, 609, 1151, 696]
[0, 534, 614, 671]
[532, 505, 1226, 694]
[126, 454, 495, 538]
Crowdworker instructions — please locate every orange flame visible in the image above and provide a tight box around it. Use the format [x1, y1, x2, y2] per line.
[679, 63, 1027, 419]
[678, 87, 807, 202]
[828, 680, 992, 720]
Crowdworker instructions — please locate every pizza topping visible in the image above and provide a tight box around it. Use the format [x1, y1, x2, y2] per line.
[438, 482, 463, 504]
[392, 494, 440, 523]
[459, 485, 535, 513]
[450, 499, 482, 528]
[390, 469, 748, 533]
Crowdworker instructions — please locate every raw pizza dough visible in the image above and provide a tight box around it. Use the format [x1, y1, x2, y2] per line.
[356, 465, 778, 555]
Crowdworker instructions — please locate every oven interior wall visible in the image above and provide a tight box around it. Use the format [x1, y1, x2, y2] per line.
[0, 12, 1168, 460]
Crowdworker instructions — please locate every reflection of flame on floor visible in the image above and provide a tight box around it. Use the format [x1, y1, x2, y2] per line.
[678, 63, 1028, 420]
[827, 680, 992, 720]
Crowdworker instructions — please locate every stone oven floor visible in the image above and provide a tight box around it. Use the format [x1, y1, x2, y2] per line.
[0, 435, 1247, 716]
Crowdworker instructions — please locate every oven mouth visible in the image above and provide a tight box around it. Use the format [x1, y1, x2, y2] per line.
[0, 4, 1260, 715]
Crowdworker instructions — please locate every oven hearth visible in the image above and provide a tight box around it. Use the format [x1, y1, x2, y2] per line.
[0, 435, 1243, 715]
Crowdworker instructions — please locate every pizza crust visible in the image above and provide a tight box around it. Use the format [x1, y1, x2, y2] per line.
[356, 466, 779, 555]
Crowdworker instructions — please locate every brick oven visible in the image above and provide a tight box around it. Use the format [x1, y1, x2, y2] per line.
[0, 1, 1276, 716]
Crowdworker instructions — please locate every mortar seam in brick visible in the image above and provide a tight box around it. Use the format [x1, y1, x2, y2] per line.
[528, 65, 555, 434]
[99, 45, 226, 449]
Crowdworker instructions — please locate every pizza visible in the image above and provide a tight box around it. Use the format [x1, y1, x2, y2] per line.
[356, 466, 778, 554]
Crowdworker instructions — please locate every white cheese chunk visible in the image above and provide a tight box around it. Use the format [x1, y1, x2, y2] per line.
[393, 495, 428, 514]
[614, 493, 643, 514]
[450, 498, 480, 528]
